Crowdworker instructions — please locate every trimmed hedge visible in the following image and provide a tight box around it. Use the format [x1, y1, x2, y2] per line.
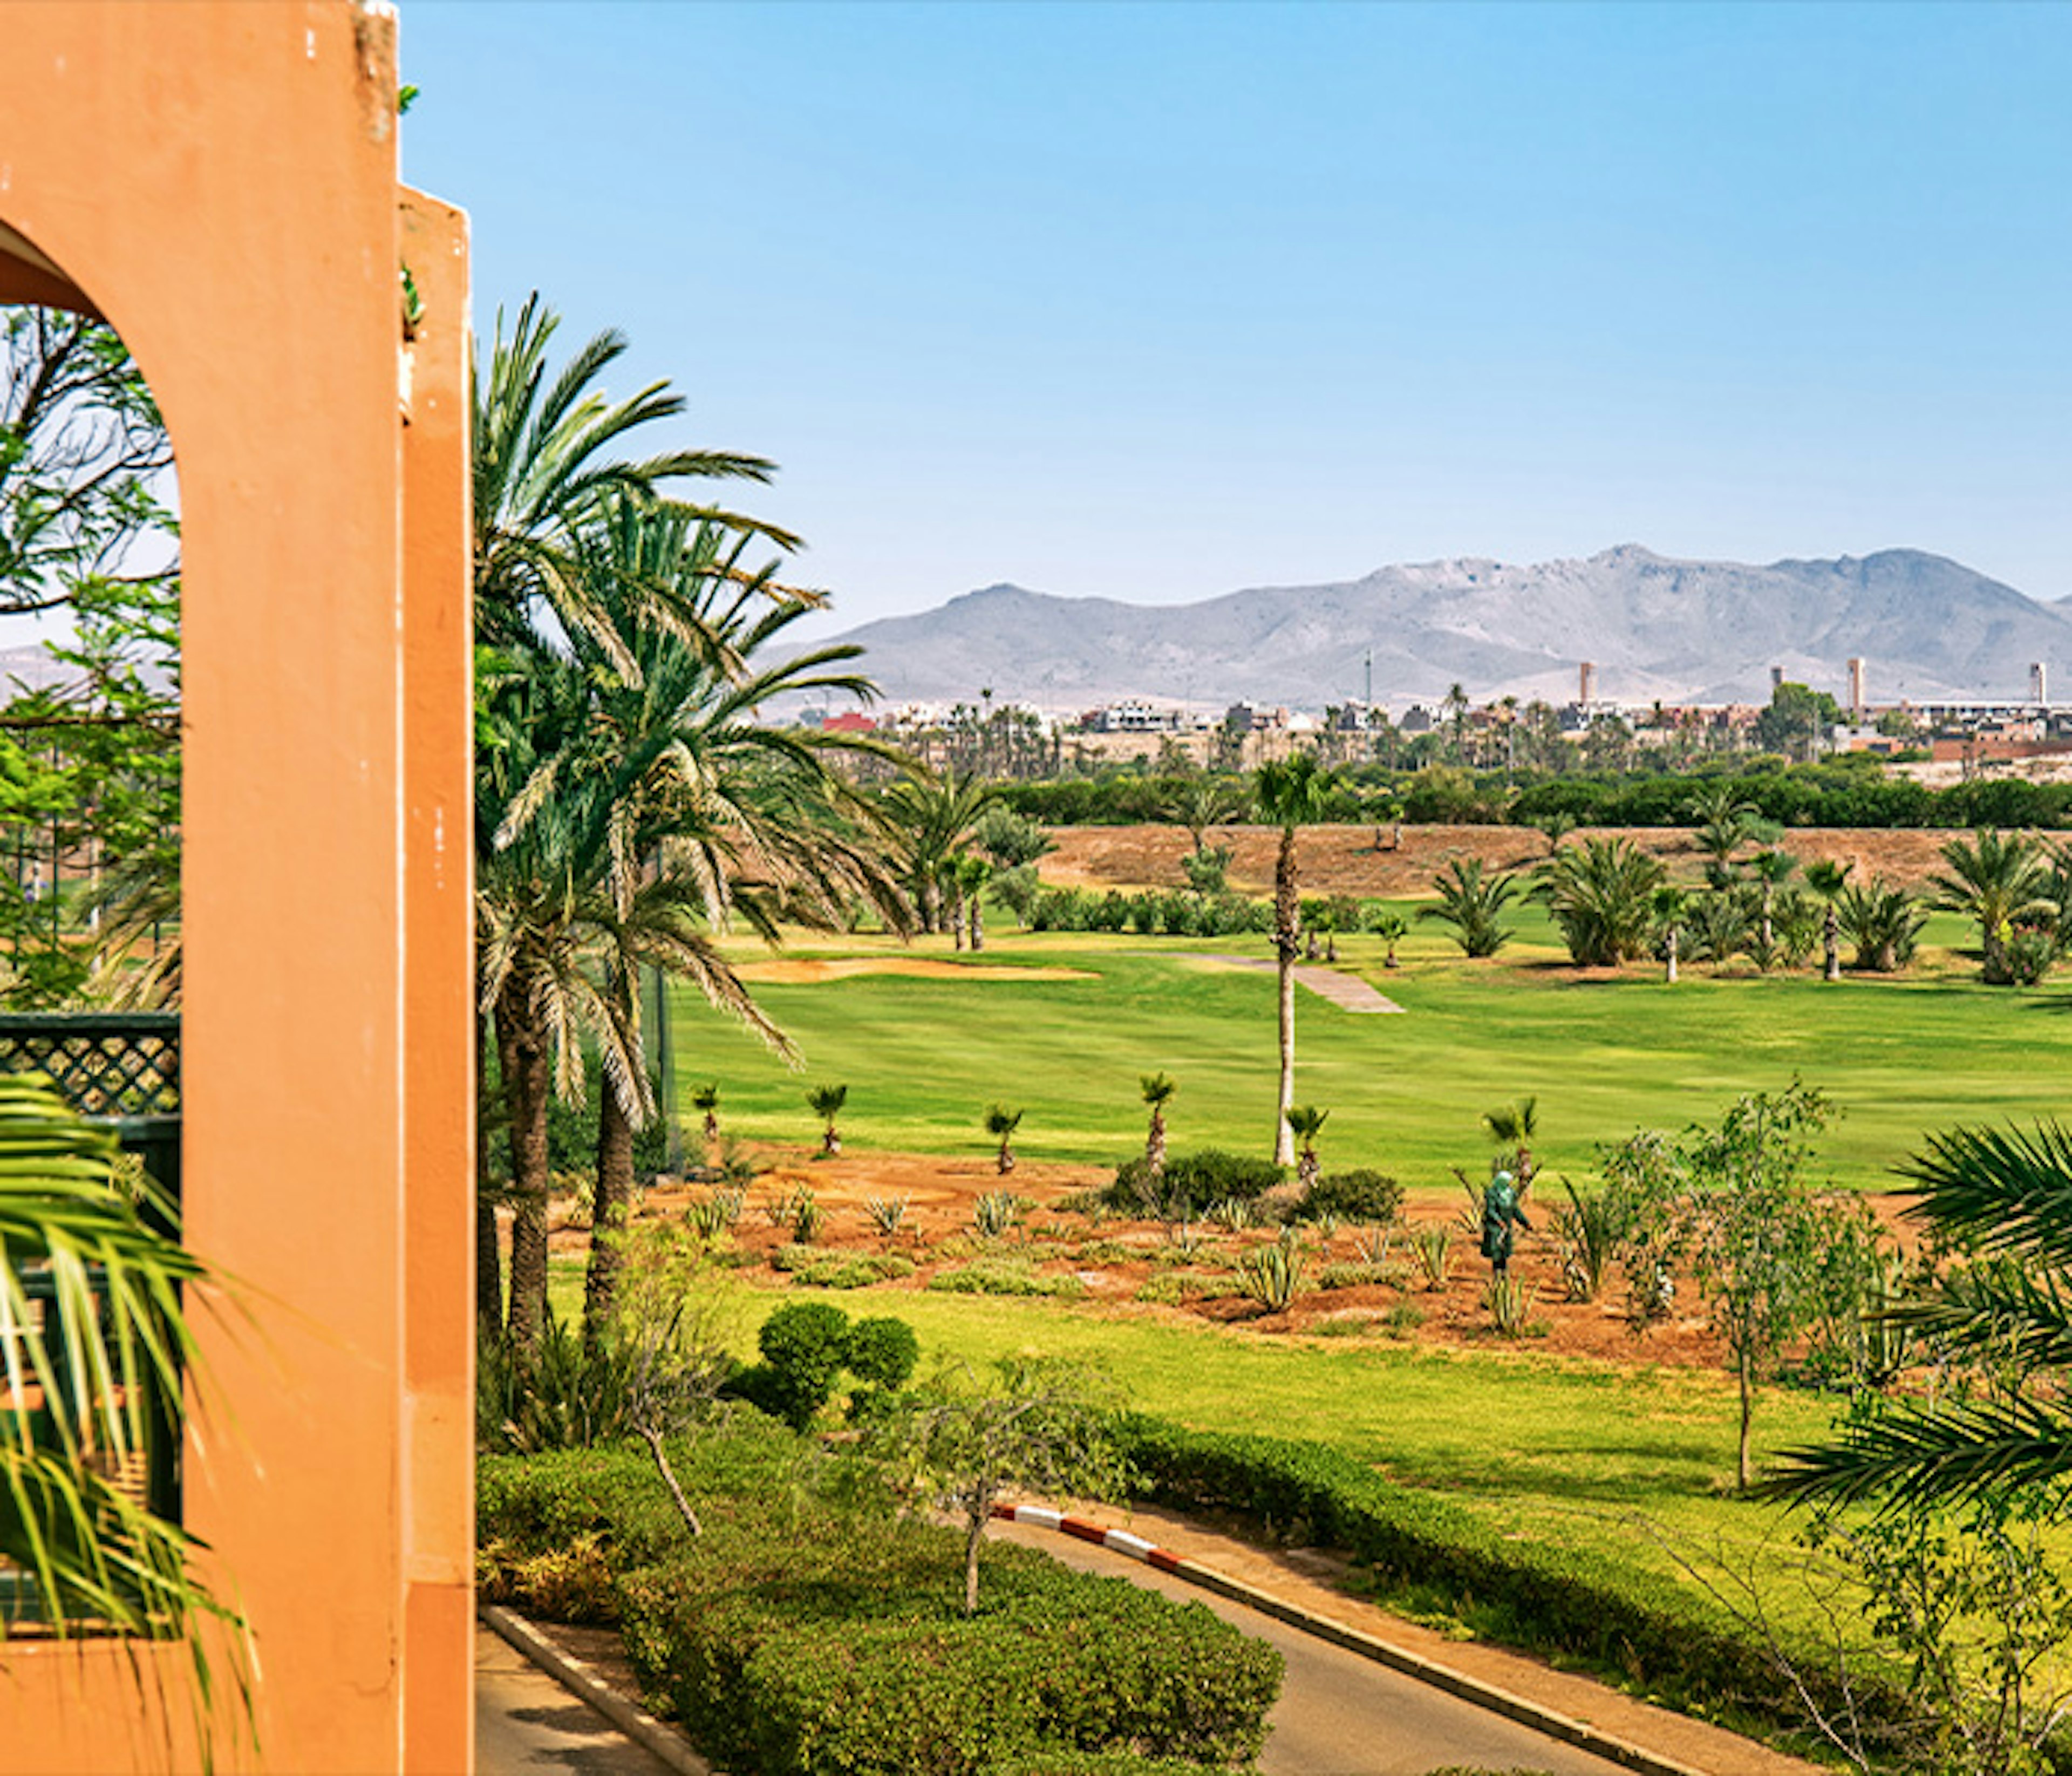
[479, 1430, 1280, 1775]
[1113, 1415, 1899, 1733]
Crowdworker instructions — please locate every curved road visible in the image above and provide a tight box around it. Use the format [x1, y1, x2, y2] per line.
[992, 1520, 1631, 1776]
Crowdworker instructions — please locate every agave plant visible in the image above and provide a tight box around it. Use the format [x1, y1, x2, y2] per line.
[1551, 1179, 1624, 1303]
[972, 1190, 1024, 1240]
[1485, 1272, 1537, 1337]
[865, 1194, 909, 1239]
[1236, 1233, 1307, 1312]
[1413, 1225, 1453, 1291]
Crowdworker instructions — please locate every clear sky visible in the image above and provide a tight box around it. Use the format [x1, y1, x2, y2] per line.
[398, 1, 2071, 634]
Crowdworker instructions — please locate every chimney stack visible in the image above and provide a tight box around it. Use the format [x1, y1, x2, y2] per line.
[1847, 657, 1866, 724]
[1579, 661, 1596, 705]
[2032, 662, 2048, 706]
[1769, 665, 1784, 693]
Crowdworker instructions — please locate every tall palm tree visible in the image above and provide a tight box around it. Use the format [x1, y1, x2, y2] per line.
[1140, 1072, 1177, 1176]
[1747, 848, 1799, 954]
[1931, 829, 2055, 984]
[882, 768, 1000, 936]
[486, 496, 909, 1345]
[1255, 753, 1334, 1164]
[1761, 1121, 2072, 1509]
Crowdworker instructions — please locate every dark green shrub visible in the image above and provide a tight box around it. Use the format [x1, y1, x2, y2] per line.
[756, 1301, 852, 1430]
[1298, 1169, 1403, 1226]
[1105, 1149, 1283, 1219]
[844, 1316, 919, 1390]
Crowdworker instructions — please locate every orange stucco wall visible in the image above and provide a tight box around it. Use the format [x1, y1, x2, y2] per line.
[0, 4, 474, 1770]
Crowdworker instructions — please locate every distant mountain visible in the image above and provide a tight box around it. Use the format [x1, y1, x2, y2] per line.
[812, 547, 2072, 710]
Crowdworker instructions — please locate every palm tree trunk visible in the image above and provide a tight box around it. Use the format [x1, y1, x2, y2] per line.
[949, 883, 965, 950]
[499, 983, 552, 1355]
[1274, 829, 1299, 1166]
[476, 1008, 503, 1333]
[1665, 924, 1679, 984]
[1146, 1108, 1166, 1176]
[970, 898, 984, 952]
[584, 1079, 635, 1350]
[1823, 904, 1840, 981]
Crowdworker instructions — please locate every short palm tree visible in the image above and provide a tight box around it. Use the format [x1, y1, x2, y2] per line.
[1805, 860, 1851, 982]
[1931, 829, 2055, 984]
[1836, 877, 1927, 973]
[1535, 836, 1666, 967]
[691, 1081, 720, 1156]
[985, 1104, 1025, 1175]
[1761, 1120, 2072, 1509]
[1141, 1072, 1177, 1176]
[808, 1084, 848, 1157]
[1416, 857, 1518, 957]
[1367, 910, 1408, 970]
[1164, 777, 1246, 854]
[957, 853, 994, 952]
[1284, 1105, 1328, 1189]
[1255, 752, 1335, 1163]
[1651, 884, 1687, 982]
[1483, 1095, 1539, 1183]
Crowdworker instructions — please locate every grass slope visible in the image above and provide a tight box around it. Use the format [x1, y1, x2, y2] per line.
[670, 913, 2068, 1193]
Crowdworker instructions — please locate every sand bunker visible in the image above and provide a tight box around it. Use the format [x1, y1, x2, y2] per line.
[736, 957, 1094, 985]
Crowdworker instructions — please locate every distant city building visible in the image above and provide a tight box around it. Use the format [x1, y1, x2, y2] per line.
[821, 711, 878, 734]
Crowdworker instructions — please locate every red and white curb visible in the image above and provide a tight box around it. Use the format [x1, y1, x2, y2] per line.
[989, 1503, 1717, 1776]
[990, 1502, 1201, 1578]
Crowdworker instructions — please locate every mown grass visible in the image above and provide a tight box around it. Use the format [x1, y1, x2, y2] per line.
[669, 908, 2068, 1193]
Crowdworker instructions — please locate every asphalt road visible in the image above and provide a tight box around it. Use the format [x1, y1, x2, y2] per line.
[475, 1625, 683, 1776]
[992, 1522, 1633, 1776]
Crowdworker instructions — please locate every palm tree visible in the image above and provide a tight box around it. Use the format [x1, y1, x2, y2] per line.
[1483, 1095, 1539, 1184]
[1652, 884, 1687, 983]
[957, 853, 994, 951]
[1931, 829, 2055, 984]
[1836, 877, 1927, 974]
[1284, 1105, 1328, 1189]
[985, 1104, 1024, 1175]
[1747, 847, 1798, 954]
[691, 1082, 721, 1162]
[883, 768, 1000, 936]
[0, 1075, 249, 1747]
[808, 1084, 848, 1157]
[1761, 1121, 2072, 1509]
[1254, 753, 1335, 1164]
[1367, 910, 1408, 970]
[1805, 859, 1851, 982]
[1416, 857, 1519, 957]
[1141, 1072, 1177, 1176]
[1535, 836, 1667, 967]
[1164, 776, 1247, 854]
[472, 292, 791, 661]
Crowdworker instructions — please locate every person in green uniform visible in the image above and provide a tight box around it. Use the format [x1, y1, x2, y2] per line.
[1479, 1166, 1531, 1277]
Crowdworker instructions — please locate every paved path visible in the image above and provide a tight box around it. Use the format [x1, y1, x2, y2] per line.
[993, 1520, 1627, 1776]
[476, 1624, 681, 1776]
[1180, 954, 1408, 1012]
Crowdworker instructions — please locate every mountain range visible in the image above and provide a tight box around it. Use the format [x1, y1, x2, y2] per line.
[808, 547, 2072, 711]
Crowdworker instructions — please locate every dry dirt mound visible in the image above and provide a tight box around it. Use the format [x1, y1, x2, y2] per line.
[1040, 822, 1970, 898]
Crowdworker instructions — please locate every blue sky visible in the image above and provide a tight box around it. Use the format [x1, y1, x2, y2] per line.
[399, 1, 2071, 632]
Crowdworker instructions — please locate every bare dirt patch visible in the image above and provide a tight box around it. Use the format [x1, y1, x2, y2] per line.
[1040, 823, 1972, 899]
[734, 957, 1093, 985]
[544, 1145, 1925, 1377]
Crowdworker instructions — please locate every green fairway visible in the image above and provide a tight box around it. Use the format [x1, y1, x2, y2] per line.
[667, 912, 2070, 1192]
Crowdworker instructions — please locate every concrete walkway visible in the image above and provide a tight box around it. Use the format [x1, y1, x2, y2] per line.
[1180, 953, 1408, 1012]
[476, 1623, 684, 1776]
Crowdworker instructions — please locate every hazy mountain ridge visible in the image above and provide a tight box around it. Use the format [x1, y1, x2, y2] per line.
[816, 547, 2072, 709]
